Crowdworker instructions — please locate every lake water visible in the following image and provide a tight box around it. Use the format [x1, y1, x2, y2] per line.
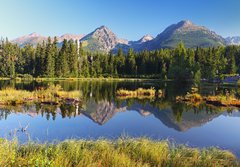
[0, 80, 240, 157]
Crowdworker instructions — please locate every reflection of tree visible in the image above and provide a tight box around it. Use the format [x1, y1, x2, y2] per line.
[79, 81, 118, 103]
[171, 103, 184, 122]
[0, 109, 11, 120]
[60, 103, 78, 118]
[0, 102, 81, 121]
[41, 105, 58, 120]
[1, 80, 239, 130]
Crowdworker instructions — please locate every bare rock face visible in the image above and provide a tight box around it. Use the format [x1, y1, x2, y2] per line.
[138, 34, 154, 43]
[57, 34, 85, 43]
[12, 33, 84, 47]
[80, 26, 119, 52]
[82, 100, 127, 125]
[225, 36, 240, 45]
[11, 33, 48, 47]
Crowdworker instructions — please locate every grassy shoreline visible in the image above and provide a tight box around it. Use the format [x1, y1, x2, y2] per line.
[0, 138, 238, 167]
[0, 77, 169, 82]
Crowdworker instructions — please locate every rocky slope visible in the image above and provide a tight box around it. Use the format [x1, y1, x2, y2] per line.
[11, 32, 48, 47]
[225, 36, 240, 45]
[80, 26, 122, 52]
[138, 20, 226, 51]
[12, 33, 84, 47]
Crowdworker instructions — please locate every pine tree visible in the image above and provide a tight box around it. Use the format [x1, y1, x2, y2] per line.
[22, 44, 35, 75]
[56, 39, 69, 77]
[81, 55, 90, 77]
[116, 48, 125, 75]
[108, 52, 115, 76]
[68, 40, 78, 77]
[168, 42, 190, 80]
[45, 37, 55, 77]
[225, 46, 237, 74]
[126, 48, 136, 75]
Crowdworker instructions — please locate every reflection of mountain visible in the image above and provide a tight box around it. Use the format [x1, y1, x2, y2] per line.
[128, 102, 223, 131]
[82, 100, 127, 125]
[0, 100, 236, 132]
[80, 100, 225, 131]
[128, 103, 158, 117]
[223, 110, 240, 117]
[151, 108, 222, 132]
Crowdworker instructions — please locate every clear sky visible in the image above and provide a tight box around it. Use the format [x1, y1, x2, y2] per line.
[0, 0, 240, 40]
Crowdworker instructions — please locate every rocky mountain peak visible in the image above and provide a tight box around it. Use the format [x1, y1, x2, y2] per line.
[139, 34, 154, 43]
[92, 25, 115, 37]
[225, 36, 240, 45]
[58, 34, 84, 42]
[80, 25, 119, 52]
[178, 20, 193, 27]
[175, 20, 205, 32]
[98, 25, 109, 30]
[28, 32, 41, 37]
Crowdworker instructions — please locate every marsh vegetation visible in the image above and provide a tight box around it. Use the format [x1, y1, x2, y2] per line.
[0, 84, 81, 105]
[0, 138, 238, 167]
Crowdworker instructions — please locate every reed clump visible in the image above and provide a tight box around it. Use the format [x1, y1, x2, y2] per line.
[116, 87, 159, 99]
[176, 87, 240, 108]
[176, 87, 203, 106]
[0, 84, 81, 105]
[205, 95, 240, 107]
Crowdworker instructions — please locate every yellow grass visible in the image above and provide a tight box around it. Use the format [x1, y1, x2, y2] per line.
[116, 88, 156, 99]
[176, 88, 240, 108]
[0, 138, 238, 167]
[0, 84, 81, 105]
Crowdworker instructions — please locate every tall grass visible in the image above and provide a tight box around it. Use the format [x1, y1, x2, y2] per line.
[0, 138, 238, 167]
[0, 87, 33, 105]
[0, 84, 81, 105]
[116, 88, 157, 99]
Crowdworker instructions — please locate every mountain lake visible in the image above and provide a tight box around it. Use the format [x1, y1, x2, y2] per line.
[0, 80, 239, 157]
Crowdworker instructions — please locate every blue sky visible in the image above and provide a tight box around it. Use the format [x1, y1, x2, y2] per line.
[0, 0, 240, 40]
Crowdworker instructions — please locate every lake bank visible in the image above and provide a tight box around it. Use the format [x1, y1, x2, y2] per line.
[0, 77, 168, 82]
[0, 138, 238, 167]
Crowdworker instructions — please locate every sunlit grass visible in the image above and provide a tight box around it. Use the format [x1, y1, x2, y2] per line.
[0, 87, 33, 105]
[0, 138, 238, 167]
[116, 88, 157, 99]
[0, 84, 81, 105]
[177, 90, 240, 108]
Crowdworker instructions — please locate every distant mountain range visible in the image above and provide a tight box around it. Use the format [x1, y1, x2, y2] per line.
[225, 36, 240, 45]
[11, 33, 84, 48]
[11, 20, 240, 52]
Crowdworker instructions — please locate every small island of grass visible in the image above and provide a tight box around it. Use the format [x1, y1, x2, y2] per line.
[176, 87, 240, 108]
[116, 88, 162, 100]
[0, 84, 81, 105]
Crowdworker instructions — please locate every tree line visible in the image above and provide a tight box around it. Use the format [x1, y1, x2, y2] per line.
[0, 37, 240, 81]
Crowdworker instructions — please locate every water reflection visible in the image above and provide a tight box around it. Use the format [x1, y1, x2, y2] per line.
[0, 80, 238, 132]
[1, 80, 240, 157]
[0, 103, 81, 121]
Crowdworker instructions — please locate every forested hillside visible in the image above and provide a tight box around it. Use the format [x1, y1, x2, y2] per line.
[0, 37, 240, 81]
